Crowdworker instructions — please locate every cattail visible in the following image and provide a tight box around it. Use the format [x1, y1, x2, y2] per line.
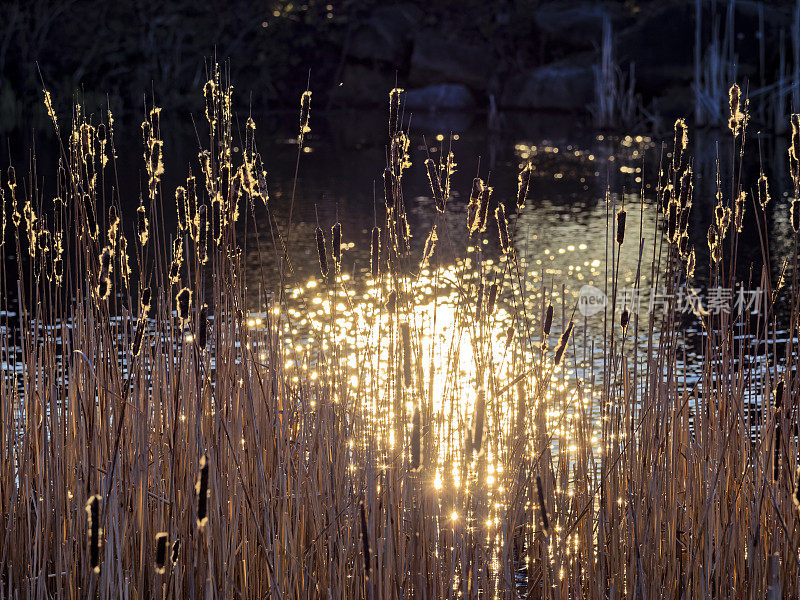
[620, 308, 630, 329]
[728, 83, 743, 135]
[672, 119, 687, 171]
[299, 90, 312, 142]
[678, 232, 689, 257]
[616, 207, 626, 245]
[85, 494, 102, 573]
[176, 288, 192, 322]
[425, 158, 445, 212]
[793, 466, 800, 512]
[197, 204, 208, 264]
[170, 539, 180, 565]
[554, 321, 574, 366]
[474, 185, 493, 233]
[400, 322, 412, 387]
[383, 168, 394, 208]
[472, 388, 486, 455]
[154, 532, 168, 574]
[359, 501, 371, 579]
[735, 190, 746, 232]
[758, 173, 770, 210]
[196, 454, 209, 529]
[792, 114, 800, 166]
[486, 282, 499, 316]
[82, 193, 97, 239]
[495, 205, 510, 253]
[197, 303, 209, 348]
[169, 238, 183, 284]
[410, 406, 421, 471]
[315, 227, 328, 277]
[385, 290, 396, 314]
[535, 476, 549, 536]
[132, 319, 145, 357]
[467, 177, 483, 232]
[667, 201, 678, 243]
[543, 304, 553, 336]
[331, 222, 341, 266]
[176, 186, 188, 231]
[517, 162, 532, 210]
[792, 200, 800, 233]
[686, 248, 696, 279]
[204, 80, 216, 124]
[141, 287, 152, 318]
[389, 88, 403, 138]
[679, 168, 692, 210]
[370, 226, 380, 278]
[137, 205, 149, 245]
[505, 324, 515, 349]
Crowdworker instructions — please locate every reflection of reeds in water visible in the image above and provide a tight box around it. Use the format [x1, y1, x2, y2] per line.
[2, 69, 800, 598]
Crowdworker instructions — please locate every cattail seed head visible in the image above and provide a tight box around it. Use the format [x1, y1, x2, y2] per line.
[176, 287, 192, 322]
[383, 168, 394, 208]
[389, 88, 403, 138]
[486, 282, 499, 316]
[728, 83, 743, 135]
[299, 90, 312, 141]
[400, 322, 412, 388]
[154, 532, 168, 574]
[170, 539, 180, 565]
[620, 308, 630, 329]
[137, 205, 149, 245]
[197, 303, 209, 348]
[475, 185, 493, 233]
[359, 501, 371, 579]
[315, 227, 328, 277]
[543, 304, 553, 337]
[86, 494, 102, 573]
[196, 455, 209, 530]
[792, 200, 800, 233]
[385, 290, 397, 314]
[673, 119, 687, 171]
[758, 173, 770, 210]
[132, 319, 145, 357]
[472, 388, 486, 456]
[197, 204, 208, 264]
[554, 321, 574, 366]
[495, 205, 510, 253]
[667, 201, 678, 243]
[467, 177, 483, 232]
[535, 475, 550, 536]
[616, 207, 626, 246]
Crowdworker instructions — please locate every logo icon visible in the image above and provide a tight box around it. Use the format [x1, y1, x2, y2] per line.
[578, 285, 607, 317]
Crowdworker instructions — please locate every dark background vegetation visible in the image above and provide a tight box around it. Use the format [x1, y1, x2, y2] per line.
[0, 0, 797, 133]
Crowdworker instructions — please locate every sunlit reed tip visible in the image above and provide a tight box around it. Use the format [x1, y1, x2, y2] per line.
[425, 158, 445, 213]
[517, 162, 532, 210]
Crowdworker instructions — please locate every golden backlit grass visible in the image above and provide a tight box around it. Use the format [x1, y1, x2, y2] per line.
[1, 74, 800, 599]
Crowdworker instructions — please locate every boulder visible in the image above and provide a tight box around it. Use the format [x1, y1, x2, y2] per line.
[500, 58, 594, 111]
[534, 2, 631, 49]
[409, 34, 495, 91]
[347, 4, 422, 64]
[405, 84, 475, 111]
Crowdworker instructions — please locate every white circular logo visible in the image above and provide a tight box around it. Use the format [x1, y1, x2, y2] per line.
[578, 285, 607, 317]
